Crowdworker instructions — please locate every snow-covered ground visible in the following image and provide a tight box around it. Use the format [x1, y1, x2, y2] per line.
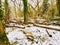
[6, 23, 60, 45]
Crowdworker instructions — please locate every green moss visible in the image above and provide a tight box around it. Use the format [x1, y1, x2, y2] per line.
[0, 33, 10, 45]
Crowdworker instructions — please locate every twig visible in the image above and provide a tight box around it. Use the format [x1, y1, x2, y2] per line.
[46, 29, 52, 37]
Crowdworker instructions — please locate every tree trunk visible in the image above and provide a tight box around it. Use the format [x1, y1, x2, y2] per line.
[23, 0, 28, 24]
[0, 0, 10, 45]
[0, 20, 10, 45]
[4, 0, 10, 24]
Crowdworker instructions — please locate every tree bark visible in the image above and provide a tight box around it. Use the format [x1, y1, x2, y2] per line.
[23, 0, 28, 24]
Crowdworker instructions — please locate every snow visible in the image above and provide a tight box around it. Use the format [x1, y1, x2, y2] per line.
[6, 23, 60, 45]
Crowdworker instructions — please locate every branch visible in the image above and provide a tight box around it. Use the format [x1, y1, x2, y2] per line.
[6, 25, 25, 29]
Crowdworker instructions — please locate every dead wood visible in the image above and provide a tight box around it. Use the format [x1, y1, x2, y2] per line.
[6, 25, 25, 29]
[33, 23, 60, 31]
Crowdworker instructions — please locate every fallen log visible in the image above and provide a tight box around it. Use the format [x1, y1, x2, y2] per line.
[9, 20, 24, 25]
[6, 25, 25, 29]
[7, 21, 60, 31]
[33, 23, 60, 31]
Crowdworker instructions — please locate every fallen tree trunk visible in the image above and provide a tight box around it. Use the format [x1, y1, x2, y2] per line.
[8, 21, 60, 31]
[6, 25, 25, 29]
[33, 23, 60, 31]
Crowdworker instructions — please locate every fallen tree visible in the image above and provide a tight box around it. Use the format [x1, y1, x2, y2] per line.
[33, 23, 60, 31]
[7, 20, 60, 31]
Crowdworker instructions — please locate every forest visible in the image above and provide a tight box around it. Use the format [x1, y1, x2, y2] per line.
[0, 0, 60, 45]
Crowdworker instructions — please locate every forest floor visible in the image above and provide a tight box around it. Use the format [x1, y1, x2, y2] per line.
[5, 20, 60, 45]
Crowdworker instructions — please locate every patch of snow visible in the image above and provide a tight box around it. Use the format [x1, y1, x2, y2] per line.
[6, 23, 60, 45]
